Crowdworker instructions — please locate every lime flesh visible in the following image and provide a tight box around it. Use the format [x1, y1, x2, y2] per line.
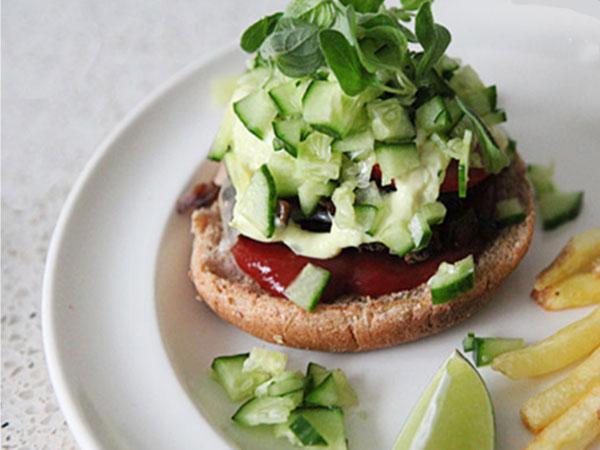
[393, 351, 495, 450]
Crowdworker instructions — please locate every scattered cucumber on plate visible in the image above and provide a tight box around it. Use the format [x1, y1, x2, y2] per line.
[462, 333, 525, 367]
[211, 347, 355, 449]
[526, 163, 584, 230]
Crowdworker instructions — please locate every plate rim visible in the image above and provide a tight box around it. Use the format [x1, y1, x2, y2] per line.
[41, 44, 237, 450]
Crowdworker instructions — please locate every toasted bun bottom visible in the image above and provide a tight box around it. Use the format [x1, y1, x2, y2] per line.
[189, 158, 535, 352]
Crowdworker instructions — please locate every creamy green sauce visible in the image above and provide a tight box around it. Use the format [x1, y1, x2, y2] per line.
[226, 70, 450, 259]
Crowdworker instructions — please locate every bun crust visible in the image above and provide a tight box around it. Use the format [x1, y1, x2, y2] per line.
[189, 158, 535, 352]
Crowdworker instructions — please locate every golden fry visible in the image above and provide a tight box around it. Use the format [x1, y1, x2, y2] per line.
[533, 272, 600, 311]
[521, 346, 600, 432]
[534, 228, 600, 291]
[524, 383, 600, 450]
[492, 307, 600, 379]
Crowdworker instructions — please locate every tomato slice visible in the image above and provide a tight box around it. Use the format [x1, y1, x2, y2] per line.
[231, 236, 474, 301]
[372, 161, 488, 193]
[440, 160, 489, 193]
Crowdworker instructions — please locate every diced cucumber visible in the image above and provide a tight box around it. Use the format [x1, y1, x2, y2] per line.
[538, 191, 584, 231]
[355, 204, 379, 234]
[232, 395, 298, 426]
[332, 129, 375, 158]
[375, 142, 420, 185]
[233, 90, 278, 139]
[526, 163, 556, 196]
[243, 347, 288, 376]
[297, 132, 341, 181]
[289, 415, 328, 446]
[283, 407, 347, 450]
[211, 353, 270, 402]
[269, 80, 308, 117]
[449, 65, 485, 97]
[472, 336, 525, 367]
[355, 182, 382, 208]
[416, 96, 452, 134]
[208, 104, 235, 161]
[483, 109, 507, 126]
[428, 255, 475, 304]
[332, 183, 356, 230]
[298, 180, 335, 216]
[306, 373, 338, 407]
[272, 118, 309, 157]
[496, 197, 526, 226]
[409, 212, 432, 250]
[462, 332, 476, 352]
[234, 165, 277, 238]
[267, 151, 302, 197]
[306, 368, 359, 408]
[378, 221, 414, 256]
[305, 367, 357, 409]
[303, 80, 368, 138]
[269, 375, 305, 397]
[330, 369, 358, 407]
[463, 85, 497, 116]
[367, 98, 415, 142]
[255, 371, 305, 397]
[306, 362, 330, 391]
[284, 264, 331, 312]
[420, 201, 447, 225]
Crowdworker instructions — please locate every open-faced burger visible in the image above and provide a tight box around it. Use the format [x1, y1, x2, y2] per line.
[180, 0, 535, 352]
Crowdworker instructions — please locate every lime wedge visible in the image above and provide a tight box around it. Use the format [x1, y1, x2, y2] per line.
[393, 351, 495, 450]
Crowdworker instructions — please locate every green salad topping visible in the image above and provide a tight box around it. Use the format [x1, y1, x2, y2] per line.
[211, 0, 514, 259]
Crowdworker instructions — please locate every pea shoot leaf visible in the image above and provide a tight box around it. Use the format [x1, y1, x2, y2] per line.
[415, 2, 451, 80]
[319, 29, 374, 95]
[240, 13, 284, 53]
[261, 19, 324, 77]
[340, 0, 385, 13]
[285, 0, 338, 28]
[401, 0, 431, 11]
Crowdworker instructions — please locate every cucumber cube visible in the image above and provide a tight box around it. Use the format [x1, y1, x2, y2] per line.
[233, 90, 278, 140]
[375, 142, 420, 185]
[284, 264, 331, 312]
[428, 255, 475, 304]
[367, 98, 415, 142]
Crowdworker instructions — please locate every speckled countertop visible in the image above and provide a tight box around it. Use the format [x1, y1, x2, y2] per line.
[1, 1, 279, 448]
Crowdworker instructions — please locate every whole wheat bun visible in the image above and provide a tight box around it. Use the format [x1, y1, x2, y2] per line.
[189, 157, 535, 352]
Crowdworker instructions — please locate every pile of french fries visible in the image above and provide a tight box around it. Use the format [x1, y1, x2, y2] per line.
[491, 228, 600, 450]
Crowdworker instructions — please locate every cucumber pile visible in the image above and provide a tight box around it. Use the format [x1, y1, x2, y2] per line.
[212, 348, 357, 450]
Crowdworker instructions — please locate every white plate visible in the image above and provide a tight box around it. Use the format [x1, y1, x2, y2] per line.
[43, 1, 600, 449]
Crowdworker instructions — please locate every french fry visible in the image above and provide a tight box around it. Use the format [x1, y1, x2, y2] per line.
[521, 346, 600, 432]
[492, 307, 600, 379]
[534, 227, 600, 292]
[524, 383, 600, 450]
[533, 272, 600, 310]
